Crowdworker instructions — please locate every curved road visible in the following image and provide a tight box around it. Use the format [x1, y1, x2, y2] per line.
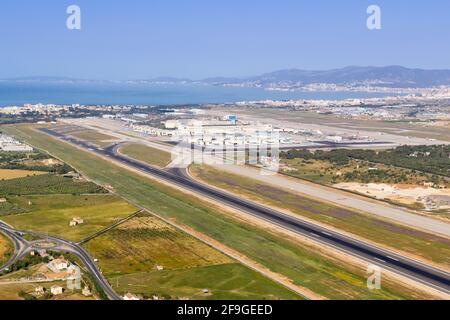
[0, 224, 28, 273]
[0, 221, 120, 300]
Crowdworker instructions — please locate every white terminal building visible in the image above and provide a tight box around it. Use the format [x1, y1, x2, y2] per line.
[131, 117, 285, 147]
[126, 115, 373, 147]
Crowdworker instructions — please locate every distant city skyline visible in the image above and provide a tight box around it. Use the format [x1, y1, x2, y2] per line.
[1, 0, 450, 80]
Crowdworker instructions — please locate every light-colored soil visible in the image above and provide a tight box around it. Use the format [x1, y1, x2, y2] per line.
[336, 182, 450, 213]
[0, 169, 47, 180]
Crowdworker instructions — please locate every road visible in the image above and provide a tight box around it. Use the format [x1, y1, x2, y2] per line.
[39, 127, 450, 296]
[0, 221, 121, 300]
[0, 223, 28, 273]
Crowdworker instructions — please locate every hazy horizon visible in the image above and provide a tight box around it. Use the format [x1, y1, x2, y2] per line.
[2, 65, 450, 82]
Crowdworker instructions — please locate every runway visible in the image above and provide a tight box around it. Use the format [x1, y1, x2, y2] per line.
[39, 127, 450, 295]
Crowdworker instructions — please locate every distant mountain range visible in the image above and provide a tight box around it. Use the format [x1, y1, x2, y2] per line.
[3, 66, 450, 89]
[241, 66, 450, 88]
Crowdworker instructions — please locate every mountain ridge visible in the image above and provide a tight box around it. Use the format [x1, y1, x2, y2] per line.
[3, 66, 450, 88]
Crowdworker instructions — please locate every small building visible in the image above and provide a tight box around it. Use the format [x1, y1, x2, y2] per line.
[0, 198, 7, 203]
[69, 217, 85, 227]
[63, 172, 82, 180]
[156, 265, 164, 271]
[123, 292, 140, 301]
[50, 286, 64, 296]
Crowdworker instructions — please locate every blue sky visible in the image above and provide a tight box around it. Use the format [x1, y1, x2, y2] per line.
[1, 0, 449, 79]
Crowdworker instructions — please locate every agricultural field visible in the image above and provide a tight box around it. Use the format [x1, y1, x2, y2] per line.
[190, 165, 450, 267]
[110, 264, 300, 300]
[0, 200, 28, 216]
[1, 194, 138, 242]
[84, 214, 300, 300]
[0, 169, 47, 181]
[0, 232, 13, 266]
[0, 174, 107, 196]
[119, 143, 172, 168]
[0, 150, 72, 174]
[85, 214, 232, 273]
[2, 124, 441, 300]
[70, 130, 118, 148]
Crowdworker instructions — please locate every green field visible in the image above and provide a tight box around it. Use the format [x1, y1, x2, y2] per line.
[119, 143, 172, 168]
[110, 264, 300, 300]
[70, 130, 117, 148]
[0, 232, 13, 266]
[85, 214, 233, 274]
[1, 124, 440, 300]
[191, 165, 450, 267]
[1, 194, 138, 242]
[0, 200, 28, 216]
[85, 214, 299, 300]
[0, 174, 107, 196]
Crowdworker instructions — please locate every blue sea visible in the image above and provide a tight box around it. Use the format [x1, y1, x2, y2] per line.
[0, 82, 396, 106]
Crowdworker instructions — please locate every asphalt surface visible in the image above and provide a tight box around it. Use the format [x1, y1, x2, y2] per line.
[40, 128, 450, 295]
[0, 221, 121, 300]
[0, 223, 28, 273]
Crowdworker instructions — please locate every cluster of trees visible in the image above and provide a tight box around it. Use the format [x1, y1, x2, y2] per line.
[0, 174, 108, 196]
[1, 254, 50, 276]
[338, 169, 409, 184]
[281, 145, 450, 177]
[0, 151, 72, 174]
[18, 290, 54, 300]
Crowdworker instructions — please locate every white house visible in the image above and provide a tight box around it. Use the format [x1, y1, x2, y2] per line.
[69, 217, 85, 227]
[48, 257, 69, 272]
[50, 286, 64, 295]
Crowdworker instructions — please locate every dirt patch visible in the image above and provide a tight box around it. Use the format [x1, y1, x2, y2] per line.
[335, 182, 450, 214]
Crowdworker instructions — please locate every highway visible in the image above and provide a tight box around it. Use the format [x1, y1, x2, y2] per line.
[0, 223, 28, 273]
[39, 128, 450, 295]
[0, 221, 121, 300]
